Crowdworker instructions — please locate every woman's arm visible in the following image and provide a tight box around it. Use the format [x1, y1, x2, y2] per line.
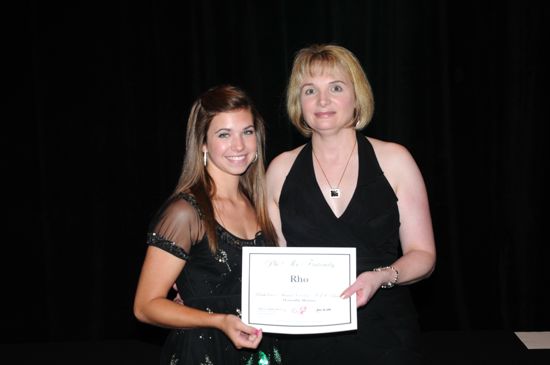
[376, 140, 436, 285]
[134, 246, 262, 349]
[341, 139, 436, 306]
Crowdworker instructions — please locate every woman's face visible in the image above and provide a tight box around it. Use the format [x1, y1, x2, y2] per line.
[299, 66, 356, 134]
[203, 108, 257, 179]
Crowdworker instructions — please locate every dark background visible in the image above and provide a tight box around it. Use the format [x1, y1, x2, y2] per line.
[6, 0, 549, 345]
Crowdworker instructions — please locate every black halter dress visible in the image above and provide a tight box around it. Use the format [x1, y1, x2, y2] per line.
[278, 132, 423, 364]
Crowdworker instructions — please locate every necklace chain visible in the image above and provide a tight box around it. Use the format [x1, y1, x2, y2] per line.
[213, 198, 259, 239]
[212, 200, 226, 228]
[312, 138, 357, 198]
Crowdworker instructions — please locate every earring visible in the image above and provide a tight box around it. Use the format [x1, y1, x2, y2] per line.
[203, 151, 207, 167]
[252, 152, 258, 163]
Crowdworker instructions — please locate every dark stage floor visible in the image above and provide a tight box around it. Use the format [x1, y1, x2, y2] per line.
[1, 331, 548, 364]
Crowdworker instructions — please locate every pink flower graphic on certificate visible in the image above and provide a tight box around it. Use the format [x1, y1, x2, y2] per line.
[292, 306, 308, 315]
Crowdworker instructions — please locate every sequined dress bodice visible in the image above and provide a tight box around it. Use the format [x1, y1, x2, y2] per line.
[148, 193, 282, 365]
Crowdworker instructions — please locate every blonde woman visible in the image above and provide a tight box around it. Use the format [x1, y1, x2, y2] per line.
[267, 44, 436, 364]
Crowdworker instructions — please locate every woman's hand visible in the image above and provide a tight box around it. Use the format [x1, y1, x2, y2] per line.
[219, 314, 263, 349]
[340, 270, 387, 307]
[168, 284, 261, 349]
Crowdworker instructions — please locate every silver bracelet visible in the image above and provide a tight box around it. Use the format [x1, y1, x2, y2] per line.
[373, 266, 399, 288]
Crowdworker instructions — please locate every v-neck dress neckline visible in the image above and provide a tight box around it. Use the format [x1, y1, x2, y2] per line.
[308, 134, 362, 221]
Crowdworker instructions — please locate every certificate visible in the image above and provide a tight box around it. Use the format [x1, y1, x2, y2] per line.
[241, 246, 357, 334]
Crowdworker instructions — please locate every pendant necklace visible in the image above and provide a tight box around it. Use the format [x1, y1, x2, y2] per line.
[312, 138, 357, 199]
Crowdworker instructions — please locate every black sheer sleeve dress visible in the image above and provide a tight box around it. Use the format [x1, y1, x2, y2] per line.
[147, 193, 282, 365]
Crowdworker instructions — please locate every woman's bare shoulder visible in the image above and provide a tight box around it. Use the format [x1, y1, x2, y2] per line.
[267, 144, 306, 178]
[366, 136, 413, 168]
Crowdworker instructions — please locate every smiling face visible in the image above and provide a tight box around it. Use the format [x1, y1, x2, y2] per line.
[299, 66, 357, 134]
[203, 108, 257, 180]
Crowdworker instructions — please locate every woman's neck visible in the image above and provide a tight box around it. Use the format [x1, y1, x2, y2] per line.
[311, 128, 357, 160]
[211, 178, 242, 202]
[207, 166, 242, 200]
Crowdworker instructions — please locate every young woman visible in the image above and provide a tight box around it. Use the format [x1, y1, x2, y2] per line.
[135, 85, 282, 364]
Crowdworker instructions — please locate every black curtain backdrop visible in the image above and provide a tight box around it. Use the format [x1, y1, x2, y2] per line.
[7, 0, 549, 344]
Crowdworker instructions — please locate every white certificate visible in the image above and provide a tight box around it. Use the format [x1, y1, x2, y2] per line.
[241, 246, 357, 334]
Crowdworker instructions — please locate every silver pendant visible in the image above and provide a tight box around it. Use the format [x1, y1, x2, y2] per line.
[330, 188, 341, 198]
